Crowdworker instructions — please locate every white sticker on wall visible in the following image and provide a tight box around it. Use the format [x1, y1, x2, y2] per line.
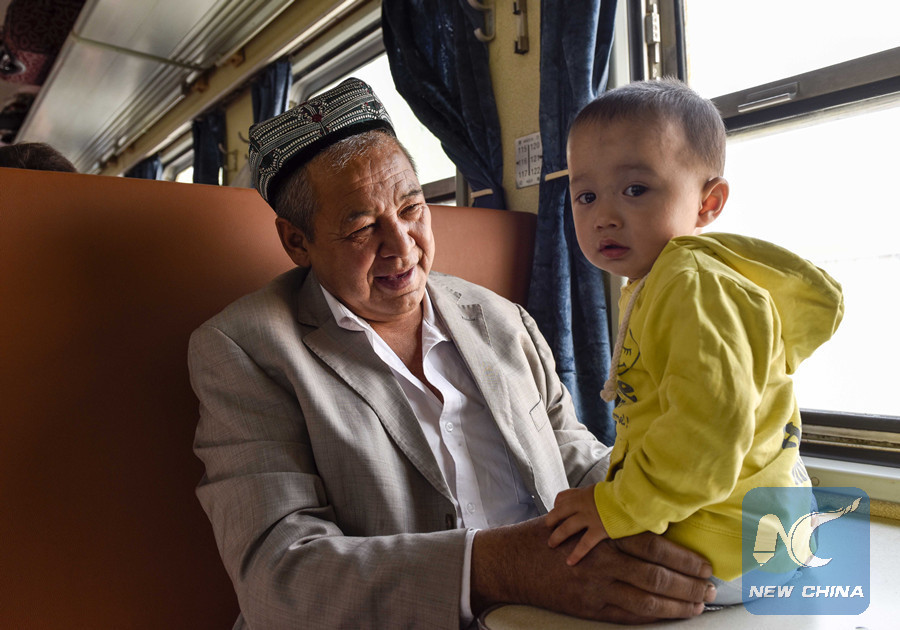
[515, 132, 542, 188]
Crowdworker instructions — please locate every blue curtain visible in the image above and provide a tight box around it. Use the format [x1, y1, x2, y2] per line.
[252, 57, 292, 122]
[124, 153, 162, 179]
[191, 108, 226, 185]
[382, 0, 505, 209]
[528, 0, 618, 444]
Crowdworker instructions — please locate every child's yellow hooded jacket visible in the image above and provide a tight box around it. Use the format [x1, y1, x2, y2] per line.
[594, 233, 844, 579]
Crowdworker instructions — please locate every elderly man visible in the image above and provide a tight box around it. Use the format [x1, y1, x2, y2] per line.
[189, 78, 714, 629]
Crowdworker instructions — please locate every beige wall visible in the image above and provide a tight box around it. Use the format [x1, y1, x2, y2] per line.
[487, 3, 542, 215]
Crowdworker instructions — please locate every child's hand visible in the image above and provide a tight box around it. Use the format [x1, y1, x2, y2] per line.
[546, 486, 609, 566]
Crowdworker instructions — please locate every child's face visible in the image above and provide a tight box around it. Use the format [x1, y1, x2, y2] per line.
[568, 115, 724, 280]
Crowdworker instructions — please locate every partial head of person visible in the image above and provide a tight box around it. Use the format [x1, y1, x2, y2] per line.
[248, 78, 433, 328]
[0, 142, 77, 173]
[567, 78, 729, 281]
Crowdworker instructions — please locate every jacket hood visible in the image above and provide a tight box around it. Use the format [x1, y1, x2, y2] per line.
[668, 233, 844, 374]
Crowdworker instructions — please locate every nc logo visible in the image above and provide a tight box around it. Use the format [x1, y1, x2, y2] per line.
[753, 497, 862, 568]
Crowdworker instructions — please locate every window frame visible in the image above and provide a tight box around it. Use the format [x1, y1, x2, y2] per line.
[630, 0, 900, 467]
[715, 48, 900, 133]
[801, 411, 900, 468]
[286, 20, 458, 205]
[288, 21, 385, 105]
[159, 10, 458, 202]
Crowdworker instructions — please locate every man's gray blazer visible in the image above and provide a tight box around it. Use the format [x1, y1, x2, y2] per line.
[189, 267, 610, 629]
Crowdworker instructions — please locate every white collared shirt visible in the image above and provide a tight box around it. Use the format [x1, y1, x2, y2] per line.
[320, 286, 539, 529]
[321, 286, 542, 626]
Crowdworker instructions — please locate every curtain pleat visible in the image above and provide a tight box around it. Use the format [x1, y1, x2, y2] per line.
[528, 0, 619, 444]
[252, 57, 293, 123]
[124, 154, 162, 180]
[382, 0, 506, 208]
[191, 108, 226, 185]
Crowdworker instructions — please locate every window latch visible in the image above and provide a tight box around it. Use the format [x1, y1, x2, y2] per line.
[645, 0, 662, 79]
[737, 82, 800, 113]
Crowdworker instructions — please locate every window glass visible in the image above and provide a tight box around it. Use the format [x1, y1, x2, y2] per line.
[175, 166, 194, 183]
[173, 165, 222, 185]
[684, 0, 900, 98]
[317, 53, 457, 190]
[711, 99, 900, 417]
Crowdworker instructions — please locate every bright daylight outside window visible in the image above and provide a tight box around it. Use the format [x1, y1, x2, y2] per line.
[682, 0, 900, 419]
[318, 53, 457, 194]
[175, 166, 194, 183]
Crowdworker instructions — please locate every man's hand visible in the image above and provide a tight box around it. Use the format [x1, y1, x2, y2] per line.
[470, 516, 715, 624]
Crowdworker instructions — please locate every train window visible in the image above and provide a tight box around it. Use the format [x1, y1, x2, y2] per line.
[309, 53, 458, 203]
[712, 99, 900, 419]
[289, 30, 457, 205]
[640, 0, 900, 461]
[684, 0, 900, 100]
[160, 132, 201, 184]
[159, 14, 456, 201]
[171, 164, 222, 185]
[174, 167, 194, 184]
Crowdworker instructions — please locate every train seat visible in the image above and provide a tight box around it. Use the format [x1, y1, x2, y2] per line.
[0, 167, 535, 629]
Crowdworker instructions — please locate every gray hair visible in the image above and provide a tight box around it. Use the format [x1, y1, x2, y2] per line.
[272, 130, 417, 241]
[571, 78, 726, 176]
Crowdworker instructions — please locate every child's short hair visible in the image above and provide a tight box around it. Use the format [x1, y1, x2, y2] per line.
[571, 78, 726, 176]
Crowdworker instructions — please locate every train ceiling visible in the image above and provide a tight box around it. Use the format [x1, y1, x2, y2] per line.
[1, 0, 296, 172]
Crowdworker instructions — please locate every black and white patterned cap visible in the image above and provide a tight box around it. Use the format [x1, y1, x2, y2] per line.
[249, 77, 394, 204]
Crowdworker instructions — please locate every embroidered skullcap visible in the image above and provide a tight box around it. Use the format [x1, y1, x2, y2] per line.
[249, 77, 394, 205]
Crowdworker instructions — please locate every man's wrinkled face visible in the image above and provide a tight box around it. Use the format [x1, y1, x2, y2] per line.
[281, 137, 434, 326]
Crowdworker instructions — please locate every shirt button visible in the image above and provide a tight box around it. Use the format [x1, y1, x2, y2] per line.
[445, 422, 454, 432]
[466, 502, 476, 513]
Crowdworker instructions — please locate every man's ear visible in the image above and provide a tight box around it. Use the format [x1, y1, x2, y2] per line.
[697, 176, 729, 228]
[275, 217, 312, 267]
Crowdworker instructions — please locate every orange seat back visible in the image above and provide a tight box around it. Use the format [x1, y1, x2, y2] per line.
[0, 168, 535, 628]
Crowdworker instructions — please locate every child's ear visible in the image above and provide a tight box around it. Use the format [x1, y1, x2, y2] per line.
[276, 217, 313, 267]
[697, 176, 729, 228]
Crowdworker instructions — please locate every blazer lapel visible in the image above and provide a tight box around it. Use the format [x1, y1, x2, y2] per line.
[428, 279, 540, 502]
[295, 271, 453, 504]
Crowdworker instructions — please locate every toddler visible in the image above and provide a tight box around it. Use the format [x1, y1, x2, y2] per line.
[546, 79, 844, 604]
